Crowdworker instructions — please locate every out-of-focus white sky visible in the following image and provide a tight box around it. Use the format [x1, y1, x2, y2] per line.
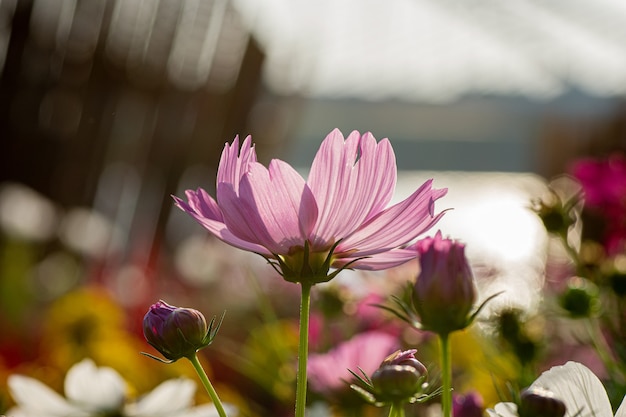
[233, 0, 626, 102]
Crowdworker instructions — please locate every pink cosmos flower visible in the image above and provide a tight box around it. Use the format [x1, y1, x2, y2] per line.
[174, 129, 447, 284]
[307, 331, 398, 395]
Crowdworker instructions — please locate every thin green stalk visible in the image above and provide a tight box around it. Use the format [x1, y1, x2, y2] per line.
[388, 402, 406, 417]
[559, 233, 590, 279]
[188, 353, 229, 417]
[583, 318, 626, 382]
[439, 333, 452, 417]
[295, 283, 312, 417]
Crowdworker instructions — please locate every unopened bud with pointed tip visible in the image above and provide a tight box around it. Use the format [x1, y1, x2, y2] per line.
[370, 349, 428, 402]
[143, 300, 221, 362]
[380, 349, 428, 378]
[413, 231, 477, 335]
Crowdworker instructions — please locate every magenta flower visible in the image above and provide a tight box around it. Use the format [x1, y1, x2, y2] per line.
[173, 129, 447, 285]
[453, 391, 484, 417]
[307, 331, 398, 394]
[570, 153, 626, 254]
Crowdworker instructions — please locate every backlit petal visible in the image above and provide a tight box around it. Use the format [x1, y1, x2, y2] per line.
[8, 374, 88, 416]
[173, 192, 270, 256]
[219, 160, 316, 254]
[308, 130, 396, 247]
[64, 359, 126, 412]
[184, 188, 223, 222]
[128, 378, 195, 416]
[335, 247, 419, 270]
[338, 180, 447, 255]
[530, 361, 613, 417]
[490, 403, 518, 417]
[216, 135, 256, 194]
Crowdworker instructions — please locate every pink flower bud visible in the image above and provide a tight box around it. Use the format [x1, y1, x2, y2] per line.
[380, 349, 428, 378]
[368, 349, 429, 403]
[143, 300, 210, 361]
[371, 365, 423, 401]
[413, 231, 476, 335]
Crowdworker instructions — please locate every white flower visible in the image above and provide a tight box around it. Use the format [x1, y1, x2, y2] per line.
[487, 361, 626, 417]
[7, 359, 236, 417]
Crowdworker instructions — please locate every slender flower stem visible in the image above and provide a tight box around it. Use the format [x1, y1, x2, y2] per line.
[188, 353, 229, 417]
[295, 283, 312, 417]
[583, 318, 626, 382]
[439, 333, 452, 417]
[389, 402, 406, 417]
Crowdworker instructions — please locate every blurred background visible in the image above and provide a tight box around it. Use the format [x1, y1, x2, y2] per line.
[1, 0, 626, 415]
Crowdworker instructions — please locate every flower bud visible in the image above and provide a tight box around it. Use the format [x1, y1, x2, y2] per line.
[380, 349, 428, 378]
[371, 365, 422, 401]
[370, 349, 428, 402]
[413, 231, 476, 335]
[532, 197, 575, 236]
[518, 387, 566, 417]
[559, 277, 598, 318]
[143, 300, 210, 361]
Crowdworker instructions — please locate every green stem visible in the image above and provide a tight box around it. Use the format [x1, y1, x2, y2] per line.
[439, 333, 452, 417]
[188, 353, 229, 417]
[559, 233, 591, 279]
[295, 283, 312, 417]
[388, 402, 406, 417]
[583, 318, 626, 382]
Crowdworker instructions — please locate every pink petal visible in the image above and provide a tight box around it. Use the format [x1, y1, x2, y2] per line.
[173, 192, 271, 256]
[216, 135, 257, 194]
[338, 180, 447, 255]
[334, 247, 419, 270]
[184, 188, 223, 221]
[308, 130, 396, 247]
[218, 160, 317, 254]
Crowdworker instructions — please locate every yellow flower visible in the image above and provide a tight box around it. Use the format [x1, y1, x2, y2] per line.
[39, 287, 193, 393]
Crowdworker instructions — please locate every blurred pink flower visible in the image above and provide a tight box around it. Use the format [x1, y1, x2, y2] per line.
[174, 129, 447, 284]
[570, 153, 626, 253]
[571, 154, 626, 211]
[354, 293, 403, 336]
[307, 331, 397, 394]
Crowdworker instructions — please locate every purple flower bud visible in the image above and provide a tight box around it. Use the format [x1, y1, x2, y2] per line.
[412, 231, 476, 335]
[371, 365, 422, 401]
[380, 349, 428, 378]
[518, 387, 566, 417]
[143, 300, 210, 361]
[367, 349, 428, 403]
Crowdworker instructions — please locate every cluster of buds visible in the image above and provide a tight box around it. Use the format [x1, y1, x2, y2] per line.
[349, 349, 438, 406]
